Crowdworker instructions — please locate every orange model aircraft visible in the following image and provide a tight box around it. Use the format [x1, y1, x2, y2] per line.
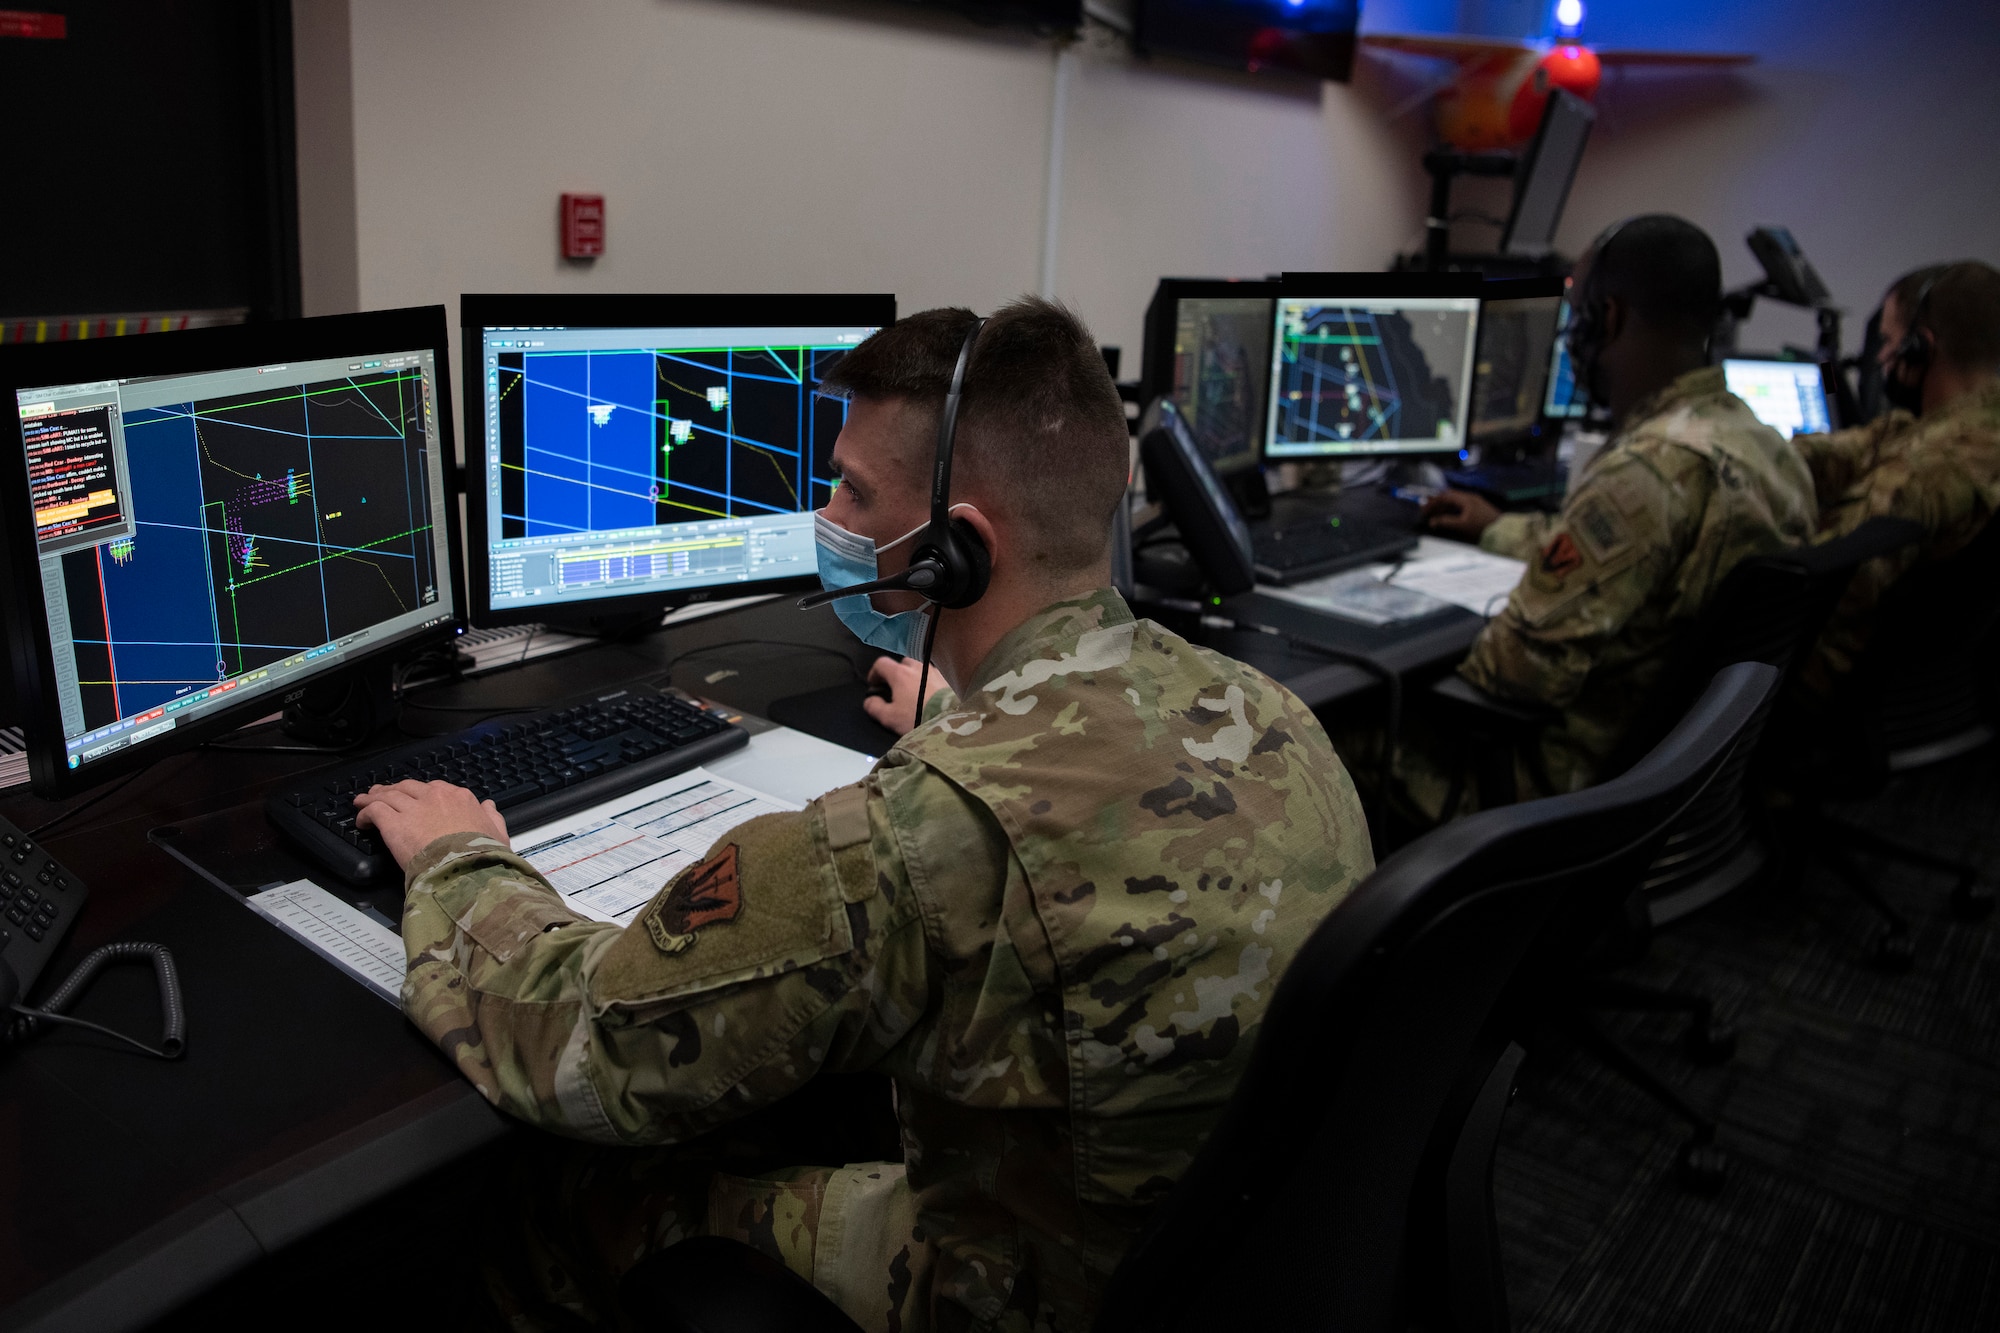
[1361, 29, 1753, 152]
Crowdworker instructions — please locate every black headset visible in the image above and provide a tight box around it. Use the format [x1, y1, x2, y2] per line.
[1563, 216, 1633, 365]
[798, 316, 993, 612]
[1890, 268, 1946, 376]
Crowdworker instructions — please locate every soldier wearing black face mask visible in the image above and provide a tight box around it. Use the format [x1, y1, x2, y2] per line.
[1792, 260, 2000, 696]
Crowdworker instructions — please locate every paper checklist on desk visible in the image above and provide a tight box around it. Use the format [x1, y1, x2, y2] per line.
[247, 768, 802, 1002]
[1380, 543, 1527, 618]
[249, 880, 407, 1003]
[512, 768, 801, 925]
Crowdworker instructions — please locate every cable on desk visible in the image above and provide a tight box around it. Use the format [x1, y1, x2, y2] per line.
[4, 942, 185, 1060]
[25, 767, 147, 840]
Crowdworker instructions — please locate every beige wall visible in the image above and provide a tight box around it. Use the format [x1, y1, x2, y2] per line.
[292, 0, 1429, 361]
[1546, 0, 2000, 355]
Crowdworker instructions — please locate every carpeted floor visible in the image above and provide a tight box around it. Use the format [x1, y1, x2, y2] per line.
[1496, 744, 2000, 1331]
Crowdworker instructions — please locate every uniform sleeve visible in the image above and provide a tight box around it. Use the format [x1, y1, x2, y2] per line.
[1794, 414, 1911, 520]
[1478, 510, 1556, 562]
[1458, 450, 1688, 709]
[398, 774, 934, 1145]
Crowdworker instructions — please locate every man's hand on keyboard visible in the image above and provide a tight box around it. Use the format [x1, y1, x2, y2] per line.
[354, 780, 510, 870]
[1422, 489, 1502, 541]
[864, 655, 947, 735]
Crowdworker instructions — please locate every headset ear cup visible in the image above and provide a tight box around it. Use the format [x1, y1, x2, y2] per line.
[946, 516, 992, 609]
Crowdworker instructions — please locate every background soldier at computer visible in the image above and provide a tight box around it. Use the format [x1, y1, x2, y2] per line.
[352, 298, 1374, 1333]
[1791, 260, 2000, 697]
[1417, 214, 1816, 808]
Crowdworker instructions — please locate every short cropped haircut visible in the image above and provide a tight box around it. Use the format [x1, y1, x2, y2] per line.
[1889, 260, 2000, 372]
[1586, 214, 1722, 342]
[818, 297, 1129, 576]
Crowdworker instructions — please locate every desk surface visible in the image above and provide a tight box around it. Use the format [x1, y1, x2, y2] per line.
[0, 590, 1479, 1331]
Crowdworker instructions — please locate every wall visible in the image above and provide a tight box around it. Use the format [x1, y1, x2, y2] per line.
[1451, 0, 2000, 355]
[292, 0, 1438, 361]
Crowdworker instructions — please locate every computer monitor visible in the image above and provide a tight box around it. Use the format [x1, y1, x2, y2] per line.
[1138, 279, 1279, 476]
[461, 294, 896, 629]
[1723, 358, 1833, 439]
[1501, 89, 1596, 260]
[0, 308, 462, 796]
[1542, 299, 1590, 420]
[1265, 274, 1483, 458]
[1470, 277, 1565, 445]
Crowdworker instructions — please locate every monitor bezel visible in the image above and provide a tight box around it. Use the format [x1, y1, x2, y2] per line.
[459, 293, 896, 630]
[0, 306, 465, 798]
[1500, 88, 1597, 260]
[1267, 272, 1486, 460]
[1470, 275, 1567, 445]
[1137, 278, 1281, 478]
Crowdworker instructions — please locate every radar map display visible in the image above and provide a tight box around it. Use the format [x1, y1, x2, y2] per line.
[1267, 298, 1478, 455]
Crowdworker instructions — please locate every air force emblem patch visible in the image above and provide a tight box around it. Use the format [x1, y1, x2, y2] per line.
[645, 843, 744, 955]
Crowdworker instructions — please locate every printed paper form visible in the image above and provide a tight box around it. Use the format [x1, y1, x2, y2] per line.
[248, 879, 405, 1004]
[1261, 537, 1527, 623]
[511, 767, 801, 925]
[1377, 540, 1527, 618]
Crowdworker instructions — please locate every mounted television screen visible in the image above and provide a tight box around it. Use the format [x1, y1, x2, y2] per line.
[1136, 0, 1360, 81]
[903, 0, 1082, 32]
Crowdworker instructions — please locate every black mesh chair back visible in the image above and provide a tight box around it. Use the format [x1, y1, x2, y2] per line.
[1096, 663, 1781, 1333]
[1607, 517, 1922, 777]
[1837, 511, 2000, 774]
[1616, 518, 1921, 920]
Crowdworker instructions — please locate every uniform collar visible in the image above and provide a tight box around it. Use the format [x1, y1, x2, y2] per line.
[968, 587, 1135, 697]
[1624, 364, 1727, 431]
[1919, 375, 2000, 431]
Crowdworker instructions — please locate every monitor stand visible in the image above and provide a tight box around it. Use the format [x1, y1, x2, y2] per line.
[280, 659, 396, 747]
[535, 608, 669, 641]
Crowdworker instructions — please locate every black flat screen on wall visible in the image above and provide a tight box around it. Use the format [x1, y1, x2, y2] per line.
[902, 0, 1082, 33]
[1137, 0, 1360, 82]
[0, 1, 298, 321]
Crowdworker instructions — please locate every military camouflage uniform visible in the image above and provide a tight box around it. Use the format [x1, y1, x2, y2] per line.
[1793, 378, 2000, 696]
[1455, 365, 1815, 795]
[400, 588, 1372, 1332]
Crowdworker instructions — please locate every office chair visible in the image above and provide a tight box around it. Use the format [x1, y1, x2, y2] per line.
[1779, 511, 2000, 967]
[1426, 519, 1920, 1170]
[620, 664, 1780, 1333]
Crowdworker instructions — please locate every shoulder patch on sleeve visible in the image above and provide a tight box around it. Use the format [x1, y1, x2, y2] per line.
[822, 782, 871, 851]
[1568, 496, 1630, 565]
[592, 809, 853, 1011]
[644, 843, 744, 955]
[1540, 532, 1584, 578]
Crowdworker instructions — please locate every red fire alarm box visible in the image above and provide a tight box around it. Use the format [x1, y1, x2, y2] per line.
[561, 194, 605, 260]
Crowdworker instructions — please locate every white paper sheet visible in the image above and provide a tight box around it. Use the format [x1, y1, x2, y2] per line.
[1375, 541, 1527, 618]
[248, 879, 406, 1003]
[510, 767, 801, 925]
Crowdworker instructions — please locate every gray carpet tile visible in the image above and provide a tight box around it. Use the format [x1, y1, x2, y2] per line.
[1498, 745, 2000, 1330]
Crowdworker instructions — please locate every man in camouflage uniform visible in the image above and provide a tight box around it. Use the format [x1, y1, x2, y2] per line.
[1421, 216, 1815, 801]
[355, 299, 1373, 1332]
[1793, 260, 2000, 696]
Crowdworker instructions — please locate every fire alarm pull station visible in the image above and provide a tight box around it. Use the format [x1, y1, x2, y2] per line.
[561, 194, 604, 260]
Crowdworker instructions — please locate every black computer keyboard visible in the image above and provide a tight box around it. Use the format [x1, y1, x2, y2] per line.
[268, 686, 749, 883]
[0, 815, 89, 995]
[1252, 514, 1419, 586]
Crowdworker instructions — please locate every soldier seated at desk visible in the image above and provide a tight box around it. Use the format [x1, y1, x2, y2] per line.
[1414, 215, 1815, 811]
[1791, 260, 2000, 698]
[352, 297, 1374, 1333]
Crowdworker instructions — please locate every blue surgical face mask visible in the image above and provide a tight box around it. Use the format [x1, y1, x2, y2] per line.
[813, 509, 934, 658]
